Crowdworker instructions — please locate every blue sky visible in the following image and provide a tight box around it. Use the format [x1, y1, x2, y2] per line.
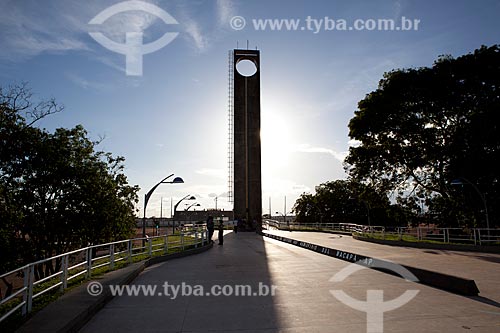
[1, 0, 499, 218]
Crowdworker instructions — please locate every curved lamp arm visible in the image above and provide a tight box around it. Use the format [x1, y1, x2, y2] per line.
[142, 173, 184, 240]
[174, 194, 196, 213]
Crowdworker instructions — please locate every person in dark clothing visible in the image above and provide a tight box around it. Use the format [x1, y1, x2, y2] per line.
[207, 216, 214, 243]
[218, 220, 224, 245]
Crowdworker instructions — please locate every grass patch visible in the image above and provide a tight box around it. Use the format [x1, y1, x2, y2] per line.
[353, 232, 485, 246]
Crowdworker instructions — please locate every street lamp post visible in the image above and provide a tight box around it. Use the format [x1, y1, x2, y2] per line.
[276, 211, 291, 229]
[160, 197, 163, 236]
[284, 196, 287, 225]
[143, 174, 184, 243]
[173, 195, 196, 234]
[159, 197, 169, 235]
[186, 202, 201, 224]
[451, 177, 490, 230]
[363, 201, 371, 227]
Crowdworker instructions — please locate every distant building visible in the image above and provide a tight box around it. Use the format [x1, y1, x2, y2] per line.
[136, 210, 234, 228]
[174, 209, 233, 223]
[135, 217, 173, 227]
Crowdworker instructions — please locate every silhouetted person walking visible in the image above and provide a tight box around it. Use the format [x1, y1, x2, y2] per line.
[207, 216, 214, 243]
[218, 220, 224, 245]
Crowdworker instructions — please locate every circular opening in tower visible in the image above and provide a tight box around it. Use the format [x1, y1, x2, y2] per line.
[236, 59, 257, 77]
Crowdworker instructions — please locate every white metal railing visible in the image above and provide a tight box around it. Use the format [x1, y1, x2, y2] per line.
[264, 220, 366, 233]
[262, 220, 499, 246]
[363, 226, 500, 245]
[0, 228, 208, 324]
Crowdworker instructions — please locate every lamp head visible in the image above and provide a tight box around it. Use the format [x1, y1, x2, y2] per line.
[172, 177, 184, 184]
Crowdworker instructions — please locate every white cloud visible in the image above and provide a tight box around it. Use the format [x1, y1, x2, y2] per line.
[296, 144, 348, 162]
[262, 177, 311, 196]
[177, 184, 231, 210]
[216, 0, 235, 27]
[0, 0, 238, 65]
[0, 0, 165, 73]
[183, 19, 207, 51]
[0, 3, 87, 62]
[65, 72, 113, 91]
[393, 0, 403, 20]
[195, 168, 226, 180]
[89, 7, 161, 44]
[292, 184, 311, 193]
[0, 2, 91, 61]
[176, 0, 237, 52]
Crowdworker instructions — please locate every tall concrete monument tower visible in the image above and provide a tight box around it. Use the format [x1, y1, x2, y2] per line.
[229, 49, 262, 229]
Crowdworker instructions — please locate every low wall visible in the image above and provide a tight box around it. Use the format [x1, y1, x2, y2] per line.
[263, 232, 479, 296]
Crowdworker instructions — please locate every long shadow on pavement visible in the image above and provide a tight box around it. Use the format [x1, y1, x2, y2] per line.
[80, 232, 282, 332]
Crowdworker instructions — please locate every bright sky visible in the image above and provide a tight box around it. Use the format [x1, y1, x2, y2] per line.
[1, 0, 499, 218]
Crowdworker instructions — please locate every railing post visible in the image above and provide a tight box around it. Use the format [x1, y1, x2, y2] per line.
[86, 247, 93, 278]
[128, 240, 133, 263]
[164, 235, 169, 254]
[478, 229, 482, 246]
[109, 244, 115, 269]
[148, 238, 152, 257]
[444, 229, 448, 243]
[194, 230, 198, 248]
[61, 255, 68, 292]
[27, 264, 34, 313]
[22, 265, 29, 316]
[181, 232, 185, 251]
[473, 229, 477, 246]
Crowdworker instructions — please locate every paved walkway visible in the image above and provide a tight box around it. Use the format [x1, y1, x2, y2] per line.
[267, 230, 500, 303]
[79, 232, 500, 332]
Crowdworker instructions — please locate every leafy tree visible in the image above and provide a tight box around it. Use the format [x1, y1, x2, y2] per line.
[293, 193, 317, 223]
[292, 179, 394, 226]
[345, 45, 500, 227]
[0, 84, 139, 278]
